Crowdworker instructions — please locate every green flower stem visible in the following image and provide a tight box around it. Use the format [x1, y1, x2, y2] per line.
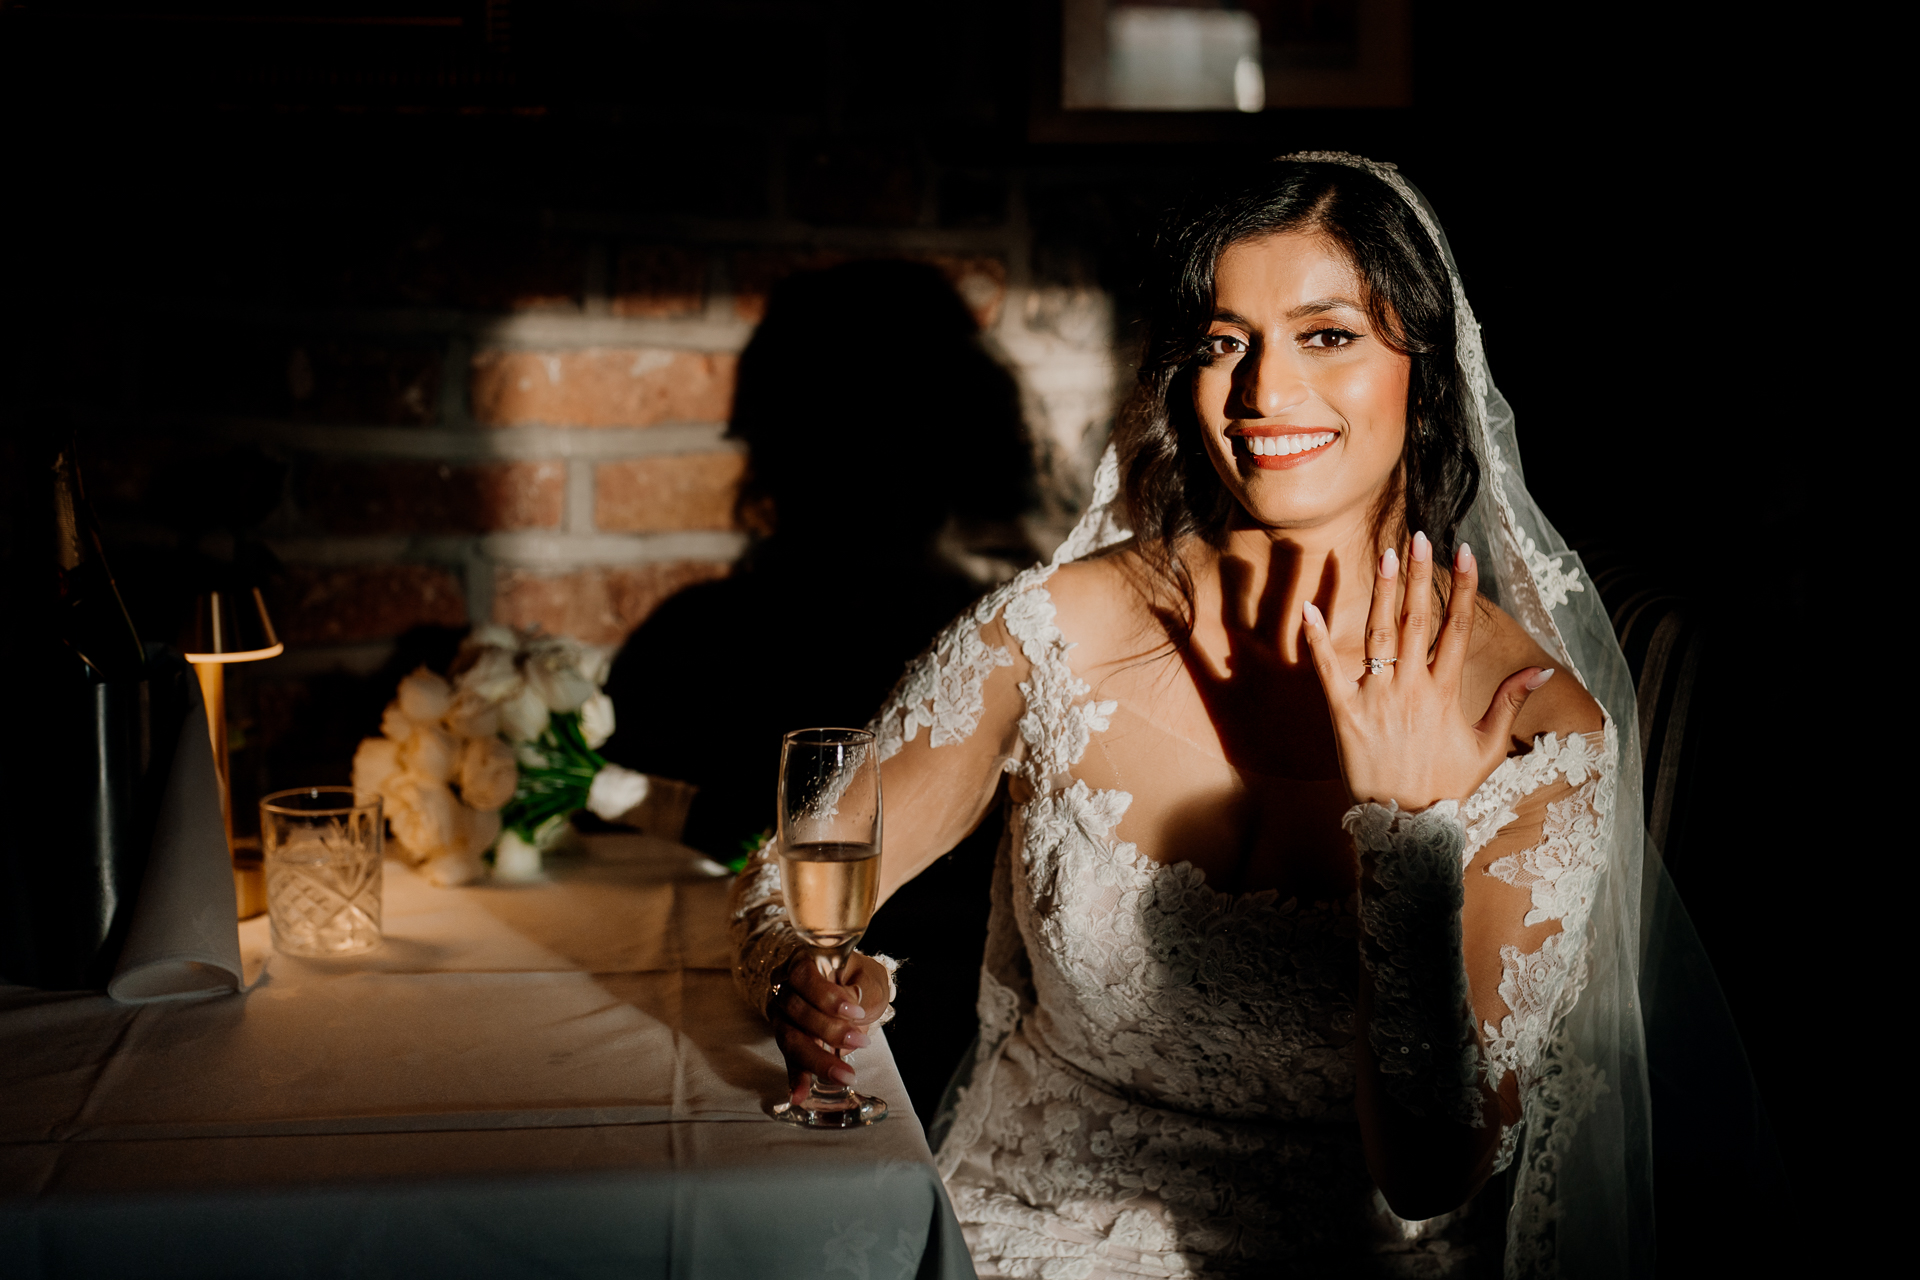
[501, 710, 611, 841]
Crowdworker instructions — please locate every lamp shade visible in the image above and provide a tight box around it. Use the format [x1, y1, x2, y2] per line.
[184, 587, 282, 664]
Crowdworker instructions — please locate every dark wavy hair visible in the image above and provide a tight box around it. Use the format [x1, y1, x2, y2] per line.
[1115, 159, 1480, 628]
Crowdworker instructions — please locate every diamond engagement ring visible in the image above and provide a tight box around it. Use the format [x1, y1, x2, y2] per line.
[1363, 657, 1397, 677]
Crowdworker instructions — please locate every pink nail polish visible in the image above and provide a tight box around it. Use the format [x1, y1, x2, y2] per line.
[830, 1065, 858, 1086]
[1525, 668, 1555, 690]
[1303, 601, 1323, 627]
[839, 1003, 866, 1020]
[844, 1031, 871, 1049]
[1381, 548, 1398, 577]
[1456, 542, 1473, 570]
[1412, 531, 1431, 561]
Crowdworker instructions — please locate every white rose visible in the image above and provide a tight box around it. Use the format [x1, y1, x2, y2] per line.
[498, 686, 551, 742]
[351, 737, 400, 798]
[454, 803, 502, 858]
[458, 736, 519, 811]
[523, 638, 596, 712]
[422, 804, 498, 887]
[579, 692, 616, 749]
[398, 725, 459, 784]
[386, 776, 458, 863]
[397, 667, 454, 724]
[443, 689, 502, 740]
[465, 623, 520, 652]
[575, 643, 614, 689]
[455, 646, 522, 705]
[493, 828, 544, 882]
[379, 700, 413, 742]
[586, 764, 651, 821]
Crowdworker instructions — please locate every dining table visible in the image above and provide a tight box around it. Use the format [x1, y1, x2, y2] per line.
[0, 832, 975, 1279]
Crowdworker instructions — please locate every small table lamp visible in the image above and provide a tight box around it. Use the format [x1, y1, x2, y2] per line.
[183, 587, 282, 919]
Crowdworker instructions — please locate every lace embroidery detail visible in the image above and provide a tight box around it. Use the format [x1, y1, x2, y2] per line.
[1460, 730, 1604, 867]
[1047, 444, 1128, 565]
[1506, 1033, 1610, 1277]
[728, 840, 803, 1017]
[1516, 531, 1586, 610]
[1476, 727, 1611, 1111]
[1347, 801, 1486, 1129]
[870, 598, 1016, 763]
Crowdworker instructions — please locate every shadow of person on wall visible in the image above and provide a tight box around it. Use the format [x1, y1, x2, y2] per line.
[600, 258, 1036, 1122]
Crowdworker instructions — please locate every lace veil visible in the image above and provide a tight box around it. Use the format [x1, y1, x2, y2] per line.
[1050, 153, 1655, 1277]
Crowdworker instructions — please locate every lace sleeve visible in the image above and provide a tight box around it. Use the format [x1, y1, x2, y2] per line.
[1347, 728, 1614, 1147]
[729, 574, 1040, 1020]
[1462, 730, 1612, 1155]
[1347, 801, 1487, 1129]
[729, 837, 807, 1017]
[862, 574, 1032, 887]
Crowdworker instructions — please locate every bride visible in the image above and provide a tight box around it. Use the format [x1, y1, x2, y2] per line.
[732, 154, 1652, 1277]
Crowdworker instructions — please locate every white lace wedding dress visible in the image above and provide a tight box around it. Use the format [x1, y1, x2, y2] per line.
[904, 564, 1609, 1277]
[732, 155, 1651, 1278]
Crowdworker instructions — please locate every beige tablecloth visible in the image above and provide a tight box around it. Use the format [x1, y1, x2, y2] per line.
[0, 835, 974, 1279]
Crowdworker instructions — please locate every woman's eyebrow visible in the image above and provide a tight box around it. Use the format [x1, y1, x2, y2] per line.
[1287, 297, 1366, 319]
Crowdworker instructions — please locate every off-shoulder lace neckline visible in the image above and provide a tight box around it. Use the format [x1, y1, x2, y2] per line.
[1077, 727, 1607, 908]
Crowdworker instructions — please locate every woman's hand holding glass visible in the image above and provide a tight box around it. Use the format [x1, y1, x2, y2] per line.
[1300, 532, 1553, 811]
[769, 727, 890, 1127]
[770, 949, 891, 1103]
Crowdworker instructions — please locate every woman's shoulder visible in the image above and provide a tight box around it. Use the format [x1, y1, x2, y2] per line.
[1468, 594, 1606, 745]
[1025, 548, 1168, 665]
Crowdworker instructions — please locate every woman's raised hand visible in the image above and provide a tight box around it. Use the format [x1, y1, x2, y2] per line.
[769, 949, 891, 1106]
[1300, 533, 1552, 812]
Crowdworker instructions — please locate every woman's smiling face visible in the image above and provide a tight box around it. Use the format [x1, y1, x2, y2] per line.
[1192, 230, 1412, 536]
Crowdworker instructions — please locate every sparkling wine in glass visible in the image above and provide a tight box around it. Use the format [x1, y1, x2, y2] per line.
[772, 727, 888, 1128]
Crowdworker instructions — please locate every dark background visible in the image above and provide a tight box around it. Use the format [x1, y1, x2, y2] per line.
[4, 0, 1834, 1267]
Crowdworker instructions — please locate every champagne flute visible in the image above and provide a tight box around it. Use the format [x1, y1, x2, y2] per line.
[771, 727, 888, 1128]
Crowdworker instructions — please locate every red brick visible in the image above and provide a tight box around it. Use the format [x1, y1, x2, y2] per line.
[594, 453, 745, 532]
[299, 460, 564, 535]
[492, 561, 731, 647]
[730, 251, 1004, 329]
[611, 246, 707, 318]
[274, 564, 468, 646]
[470, 348, 736, 427]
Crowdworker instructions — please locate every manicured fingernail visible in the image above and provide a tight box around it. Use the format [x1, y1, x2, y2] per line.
[838, 1003, 866, 1020]
[843, 1030, 870, 1049]
[1381, 548, 1398, 577]
[1303, 601, 1323, 627]
[830, 1065, 857, 1086]
[1411, 531, 1431, 561]
[1525, 668, 1555, 690]
[1456, 542, 1473, 570]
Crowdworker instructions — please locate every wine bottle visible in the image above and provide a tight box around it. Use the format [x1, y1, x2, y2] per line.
[50, 443, 146, 681]
[0, 438, 161, 988]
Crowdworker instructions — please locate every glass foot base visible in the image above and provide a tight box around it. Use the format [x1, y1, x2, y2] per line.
[773, 1093, 889, 1128]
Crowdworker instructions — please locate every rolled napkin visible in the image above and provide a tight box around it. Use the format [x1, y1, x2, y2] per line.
[107, 679, 244, 1003]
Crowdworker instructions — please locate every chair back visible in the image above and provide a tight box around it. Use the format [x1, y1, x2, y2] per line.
[1580, 548, 1706, 869]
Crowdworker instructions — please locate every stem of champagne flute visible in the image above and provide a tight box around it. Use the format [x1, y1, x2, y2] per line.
[807, 941, 859, 1105]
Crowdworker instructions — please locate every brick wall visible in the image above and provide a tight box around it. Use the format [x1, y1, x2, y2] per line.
[61, 154, 1128, 813]
[161, 222, 1113, 662]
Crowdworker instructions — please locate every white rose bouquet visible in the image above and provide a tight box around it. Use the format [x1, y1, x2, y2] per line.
[351, 625, 652, 886]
